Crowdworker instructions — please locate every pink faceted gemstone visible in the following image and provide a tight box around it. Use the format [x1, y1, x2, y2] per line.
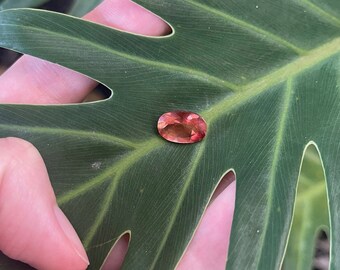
[157, 111, 207, 144]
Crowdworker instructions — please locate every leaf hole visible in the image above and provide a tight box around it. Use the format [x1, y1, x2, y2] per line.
[283, 143, 329, 270]
[101, 232, 130, 270]
[113, 0, 173, 37]
[176, 170, 236, 269]
[85, 0, 173, 37]
[209, 170, 235, 205]
[83, 84, 112, 102]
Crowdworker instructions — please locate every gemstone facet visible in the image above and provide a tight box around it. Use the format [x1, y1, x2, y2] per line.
[157, 111, 207, 144]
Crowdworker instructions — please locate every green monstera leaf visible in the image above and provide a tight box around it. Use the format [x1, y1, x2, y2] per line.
[0, 0, 339, 269]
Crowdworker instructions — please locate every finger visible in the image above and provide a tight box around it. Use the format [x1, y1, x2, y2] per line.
[101, 234, 130, 270]
[0, 0, 170, 104]
[0, 137, 89, 270]
[176, 179, 236, 270]
[83, 0, 170, 36]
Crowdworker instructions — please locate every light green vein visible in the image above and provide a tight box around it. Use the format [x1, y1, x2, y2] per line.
[202, 37, 340, 122]
[255, 78, 294, 266]
[0, 14, 239, 91]
[0, 123, 138, 148]
[184, 0, 306, 55]
[58, 138, 161, 205]
[299, 0, 340, 28]
[83, 138, 164, 247]
[68, 32, 238, 91]
[83, 171, 122, 248]
[149, 142, 206, 269]
[58, 165, 117, 205]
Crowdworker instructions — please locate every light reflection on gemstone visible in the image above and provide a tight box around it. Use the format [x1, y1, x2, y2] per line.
[157, 111, 207, 144]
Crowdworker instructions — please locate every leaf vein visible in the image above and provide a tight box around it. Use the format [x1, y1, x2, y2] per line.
[58, 139, 161, 205]
[149, 143, 206, 269]
[255, 78, 294, 266]
[298, 0, 340, 28]
[84, 171, 122, 248]
[202, 38, 340, 123]
[0, 16, 239, 91]
[183, 0, 306, 55]
[0, 123, 138, 148]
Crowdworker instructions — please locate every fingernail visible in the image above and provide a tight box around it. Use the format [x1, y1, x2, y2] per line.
[54, 206, 90, 265]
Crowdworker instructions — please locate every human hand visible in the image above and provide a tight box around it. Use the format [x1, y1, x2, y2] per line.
[0, 1, 235, 269]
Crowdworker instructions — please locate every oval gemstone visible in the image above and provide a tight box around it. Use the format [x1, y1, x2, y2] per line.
[157, 111, 207, 144]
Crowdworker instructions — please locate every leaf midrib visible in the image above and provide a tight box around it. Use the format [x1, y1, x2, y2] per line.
[202, 38, 340, 123]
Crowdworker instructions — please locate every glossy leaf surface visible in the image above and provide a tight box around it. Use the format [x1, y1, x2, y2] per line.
[0, 0, 339, 269]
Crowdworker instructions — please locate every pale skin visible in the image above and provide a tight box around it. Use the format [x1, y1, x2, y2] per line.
[0, 0, 236, 269]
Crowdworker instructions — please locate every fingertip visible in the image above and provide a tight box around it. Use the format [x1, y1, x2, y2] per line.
[0, 138, 88, 270]
[102, 233, 130, 270]
[84, 0, 171, 36]
[54, 206, 90, 266]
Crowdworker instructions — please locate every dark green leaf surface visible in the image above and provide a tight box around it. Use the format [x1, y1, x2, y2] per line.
[283, 145, 329, 270]
[0, 0, 339, 269]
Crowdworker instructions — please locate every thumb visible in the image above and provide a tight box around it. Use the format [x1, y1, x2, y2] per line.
[0, 138, 89, 270]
